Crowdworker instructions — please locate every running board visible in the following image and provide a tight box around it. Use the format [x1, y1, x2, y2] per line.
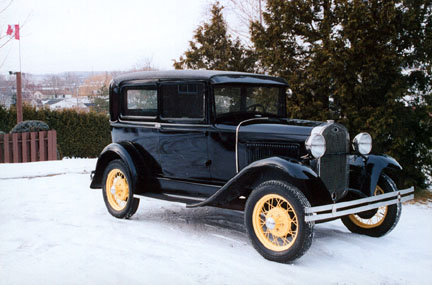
[141, 192, 206, 205]
[304, 187, 414, 222]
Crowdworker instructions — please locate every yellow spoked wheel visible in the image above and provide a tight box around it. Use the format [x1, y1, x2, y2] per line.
[252, 194, 299, 251]
[105, 169, 129, 211]
[348, 186, 388, 228]
[245, 181, 313, 263]
[341, 174, 401, 237]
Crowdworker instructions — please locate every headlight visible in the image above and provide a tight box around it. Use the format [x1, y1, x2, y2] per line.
[353, 132, 372, 155]
[305, 133, 326, 158]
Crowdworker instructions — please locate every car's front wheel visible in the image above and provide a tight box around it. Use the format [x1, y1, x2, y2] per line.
[341, 174, 401, 237]
[102, 159, 140, 219]
[245, 180, 314, 263]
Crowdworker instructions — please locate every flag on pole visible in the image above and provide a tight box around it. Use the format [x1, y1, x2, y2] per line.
[6, 24, 20, 40]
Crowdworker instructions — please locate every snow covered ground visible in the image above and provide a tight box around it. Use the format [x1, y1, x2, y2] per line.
[0, 159, 431, 284]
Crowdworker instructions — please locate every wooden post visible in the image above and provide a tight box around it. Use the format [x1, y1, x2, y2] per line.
[39, 131, 45, 161]
[0, 134, 3, 163]
[22, 132, 28, 162]
[4, 134, 10, 163]
[16, 72, 23, 123]
[47, 130, 56, 160]
[12, 133, 19, 162]
[30, 132, 37, 162]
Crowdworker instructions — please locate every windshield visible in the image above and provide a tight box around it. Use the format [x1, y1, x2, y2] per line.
[214, 85, 286, 123]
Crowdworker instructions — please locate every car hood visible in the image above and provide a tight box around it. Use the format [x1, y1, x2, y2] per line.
[238, 119, 322, 145]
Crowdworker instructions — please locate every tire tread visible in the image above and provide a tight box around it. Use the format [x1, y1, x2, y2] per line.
[245, 180, 314, 263]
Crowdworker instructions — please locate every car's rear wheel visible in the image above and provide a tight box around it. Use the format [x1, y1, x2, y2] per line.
[341, 174, 401, 237]
[102, 159, 140, 219]
[245, 180, 314, 263]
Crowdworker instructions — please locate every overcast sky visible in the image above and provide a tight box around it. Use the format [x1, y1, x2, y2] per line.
[1, 0, 216, 74]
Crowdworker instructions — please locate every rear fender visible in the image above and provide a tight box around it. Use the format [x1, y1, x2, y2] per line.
[90, 142, 159, 193]
[188, 157, 333, 208]
[349, 154, 402, 196]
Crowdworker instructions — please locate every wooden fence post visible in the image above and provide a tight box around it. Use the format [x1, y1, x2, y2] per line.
[3, 134, 9, 163]
[12, 133, 19, 162]
[30, 132, 37, 162]
[39, 131, 46, 161]
[22, 132, 28, 162]
[48, 130, 56, 161]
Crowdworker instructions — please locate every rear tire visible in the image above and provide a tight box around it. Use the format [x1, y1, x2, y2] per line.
[245, 180, 314, 263]
[341, 174, 401, 237]
[102, 159, 140, 219]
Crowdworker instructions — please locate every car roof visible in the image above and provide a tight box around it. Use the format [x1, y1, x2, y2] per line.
[113, 70, 288, 86]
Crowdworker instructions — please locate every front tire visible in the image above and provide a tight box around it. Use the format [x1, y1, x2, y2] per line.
[341, 174, 401, 237]
[102, 159, 140, 219]
[245, 180, 314, 263]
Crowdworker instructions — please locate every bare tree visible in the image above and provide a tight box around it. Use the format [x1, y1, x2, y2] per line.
[0, 0, 16, 52]
[0, 0, 31, 69]
[132, 57, 158, 72]
[223, 0, 264, 44]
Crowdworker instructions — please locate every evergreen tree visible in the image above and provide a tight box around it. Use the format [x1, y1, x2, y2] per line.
[91, 85, 109, 115]
[173, 2, 256, 72]
[251, 0, 432, 188]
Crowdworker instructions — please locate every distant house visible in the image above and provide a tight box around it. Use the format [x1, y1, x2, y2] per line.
[34, 88, 70, 100]
[42, 97, 91, 111]
[33, 91, 44, 100]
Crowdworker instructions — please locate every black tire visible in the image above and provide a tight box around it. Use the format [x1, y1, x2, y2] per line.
[245, 180, 314, 263]
[102, 159, 140, 219]
[341, 174, 401, 237]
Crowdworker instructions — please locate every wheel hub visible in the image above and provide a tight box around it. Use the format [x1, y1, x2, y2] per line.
[265, 207, 291, 237]
[114, 178, 128, 201]
[265, 217, 276, 230]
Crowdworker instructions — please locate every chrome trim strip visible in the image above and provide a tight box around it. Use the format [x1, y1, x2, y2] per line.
[235, 117, 269, 173]
[304, 187, 414, 222]
[113, 119, 211, 128]
[163, 193, 206, 202]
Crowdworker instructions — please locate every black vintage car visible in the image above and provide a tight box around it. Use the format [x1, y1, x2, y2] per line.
[90, 70, 414, 262]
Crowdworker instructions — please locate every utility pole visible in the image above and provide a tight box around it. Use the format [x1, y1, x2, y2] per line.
[16, 72, 22, 123]
[259, 0, 263, 25]
[9, 71, 23, 123]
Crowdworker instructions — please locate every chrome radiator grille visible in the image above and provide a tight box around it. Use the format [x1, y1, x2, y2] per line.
[246, 143, 300, 164]
[319, 124, 350, 200]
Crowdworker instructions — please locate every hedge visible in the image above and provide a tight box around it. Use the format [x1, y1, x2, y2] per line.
[0, 105, 111, 158]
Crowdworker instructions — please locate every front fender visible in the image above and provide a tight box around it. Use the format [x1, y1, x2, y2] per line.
[188, 156, 333, 208]
[349, 154, 402, 196]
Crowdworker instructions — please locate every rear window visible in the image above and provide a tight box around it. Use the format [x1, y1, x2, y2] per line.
[123, 87, 157, 117]
[161, 83, 205, 120]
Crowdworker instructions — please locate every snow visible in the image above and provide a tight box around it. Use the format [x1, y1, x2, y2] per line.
[0, 159, 431, 284]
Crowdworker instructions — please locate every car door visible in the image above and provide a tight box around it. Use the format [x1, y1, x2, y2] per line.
[158, 81, 211, 182]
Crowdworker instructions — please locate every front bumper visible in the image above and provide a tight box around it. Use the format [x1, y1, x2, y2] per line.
[305, 187, 414, 222]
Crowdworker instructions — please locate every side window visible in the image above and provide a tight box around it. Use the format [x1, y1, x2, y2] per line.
[161, 83, 205, 120]
[123, 87, 157, 117]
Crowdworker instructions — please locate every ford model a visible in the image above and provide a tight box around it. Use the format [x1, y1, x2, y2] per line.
[90, 70, 414, 262]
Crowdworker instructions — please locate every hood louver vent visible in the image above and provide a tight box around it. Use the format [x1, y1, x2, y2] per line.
[246, 143, 300, 163]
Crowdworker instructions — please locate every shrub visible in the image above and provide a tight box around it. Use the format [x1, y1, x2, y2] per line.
[10, 120, 50, 133]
